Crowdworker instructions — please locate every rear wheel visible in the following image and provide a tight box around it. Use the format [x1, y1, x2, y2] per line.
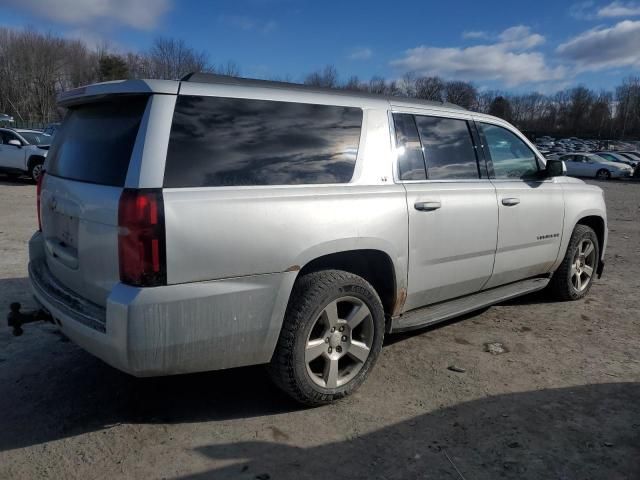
[548, 224, 599, 301]
[596, 169, 611, 180]
[268, 270, 385, 406]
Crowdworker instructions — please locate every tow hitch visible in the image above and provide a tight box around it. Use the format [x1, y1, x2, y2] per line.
[7, 302, 53, 336]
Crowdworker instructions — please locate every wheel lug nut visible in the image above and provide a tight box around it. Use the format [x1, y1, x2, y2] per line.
[328, 347, 332, 353]
[341, 335, 347, 342]
[325, 337, 330, 343]
[330, 327, 335, 333]
[339, 326, 344, 332]
[336, 346, 342, 353]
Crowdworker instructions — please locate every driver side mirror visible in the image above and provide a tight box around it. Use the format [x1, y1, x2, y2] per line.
[7, 139, 22, 148]
[545, 159, 566, 177]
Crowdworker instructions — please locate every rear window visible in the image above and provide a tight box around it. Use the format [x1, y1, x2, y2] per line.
[164, 96, 363, 187]
[47, 96, 148, 186]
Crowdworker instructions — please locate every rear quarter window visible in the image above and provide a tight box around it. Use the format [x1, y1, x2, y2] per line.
[164, 96, 363, 187]
[47, 96, 148, 186]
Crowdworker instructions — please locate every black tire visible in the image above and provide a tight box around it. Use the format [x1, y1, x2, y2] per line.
[268, 269, 385, 406]
[548, 224, 599, 301]
[28, 160, 44, 183]
[595, 169, 611, 180]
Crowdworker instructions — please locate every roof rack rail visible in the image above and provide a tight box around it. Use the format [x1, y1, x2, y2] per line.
[179, 72, 466, 110]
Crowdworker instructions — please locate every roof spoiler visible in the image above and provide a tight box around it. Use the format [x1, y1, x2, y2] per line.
[57, 79, 179, 107]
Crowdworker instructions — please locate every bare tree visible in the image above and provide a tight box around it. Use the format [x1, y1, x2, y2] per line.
[217, 61, 241, 77]
[368, 76, 387, 94]
[343, 75, 367, 92]
[444, 80, 477, 109]
[488, 96, 513, 122]
[414, 76, 445, 101]
[398, 72, 417, 97]
[304, 65, 338, 88]
[145, 36, 213, 80]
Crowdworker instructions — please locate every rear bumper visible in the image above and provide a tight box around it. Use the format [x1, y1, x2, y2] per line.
[28, 232, 296, 376]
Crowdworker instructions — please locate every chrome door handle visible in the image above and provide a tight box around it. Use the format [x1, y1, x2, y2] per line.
[414, 201, 442, 211]
[502, 197, 520, 206]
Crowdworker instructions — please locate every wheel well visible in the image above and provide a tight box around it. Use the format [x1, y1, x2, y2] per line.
[27, 155, 45, 170]
[298, 250, 398, 318]
[577, 216, 605, 254]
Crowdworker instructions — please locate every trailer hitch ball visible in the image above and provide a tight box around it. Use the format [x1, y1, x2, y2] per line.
[8, 303, 25, 336]
[7, 302, 52, 336]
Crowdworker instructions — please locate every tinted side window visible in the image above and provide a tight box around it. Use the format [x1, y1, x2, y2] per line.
[393, 113, 426, 181]
[479, 123, 539, 179]
[414, 116, 479, 180]
[164, 96, 362, 187]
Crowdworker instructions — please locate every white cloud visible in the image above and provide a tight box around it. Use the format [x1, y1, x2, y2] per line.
[498, 25, 545, 49]
[557, 20, 640, 70]
[391, 26, 564, 87]
[597, 1, 640, 17]
[347, 47, 372, 60]
[218, 15, 277, 33]
[2, 0, 171, 30]
[462, 30, 489, 39]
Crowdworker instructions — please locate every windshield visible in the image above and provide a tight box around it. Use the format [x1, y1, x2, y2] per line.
[19, 131, 51, 145]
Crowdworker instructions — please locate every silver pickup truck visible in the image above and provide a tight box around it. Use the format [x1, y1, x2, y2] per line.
[28, 74, 607, 405]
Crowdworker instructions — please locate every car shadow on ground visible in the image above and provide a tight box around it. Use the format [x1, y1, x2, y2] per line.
[0, 173, 34, 186]
[0, 277, 308, 453]
[181, 382, 640, 480]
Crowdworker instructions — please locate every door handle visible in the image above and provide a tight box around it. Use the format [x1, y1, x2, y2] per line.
[414, 201, 442, 211]
[502, 197, 520, 206]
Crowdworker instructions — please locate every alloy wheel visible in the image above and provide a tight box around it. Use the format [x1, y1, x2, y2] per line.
[305, 296, 374, 389]
[571, 238, 596, 292]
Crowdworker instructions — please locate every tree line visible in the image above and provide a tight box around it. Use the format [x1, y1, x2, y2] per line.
[1, 27, 639, 140]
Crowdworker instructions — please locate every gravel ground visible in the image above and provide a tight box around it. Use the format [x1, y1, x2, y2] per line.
[0, 175, 638, 479]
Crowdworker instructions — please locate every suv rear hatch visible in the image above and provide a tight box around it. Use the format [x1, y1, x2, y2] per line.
[40, 96, 149, 307]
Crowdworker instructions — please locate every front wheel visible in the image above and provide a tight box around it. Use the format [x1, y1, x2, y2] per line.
[548, 224, 599, 301]
[268, 270, 385, 406]
[596, 169, 611, 180]
[29, 162, 44, 183]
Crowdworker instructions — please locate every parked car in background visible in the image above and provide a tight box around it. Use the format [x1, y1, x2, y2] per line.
[43, 123, 61, 137]
[618, 151, 640, 163]
[0, 128, 50, 181]
[594, 151, 638, 168]
[0, 113, 15, 126]
[560, 153, 633, 180]
[616, 152, 640, 178]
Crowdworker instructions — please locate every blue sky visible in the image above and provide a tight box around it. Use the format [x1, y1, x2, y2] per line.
[1, 0, 639, 93]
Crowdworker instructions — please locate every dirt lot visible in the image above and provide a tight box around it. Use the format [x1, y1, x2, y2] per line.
[0, 176, 638, 480]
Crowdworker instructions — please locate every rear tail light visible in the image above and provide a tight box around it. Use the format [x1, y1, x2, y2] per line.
[36, 172, 45, 231]
[118, 189, 167, 287]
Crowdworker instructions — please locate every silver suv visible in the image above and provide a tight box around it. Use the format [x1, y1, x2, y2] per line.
[0, 128, 51, 181]
[29, 74, 607, 405]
